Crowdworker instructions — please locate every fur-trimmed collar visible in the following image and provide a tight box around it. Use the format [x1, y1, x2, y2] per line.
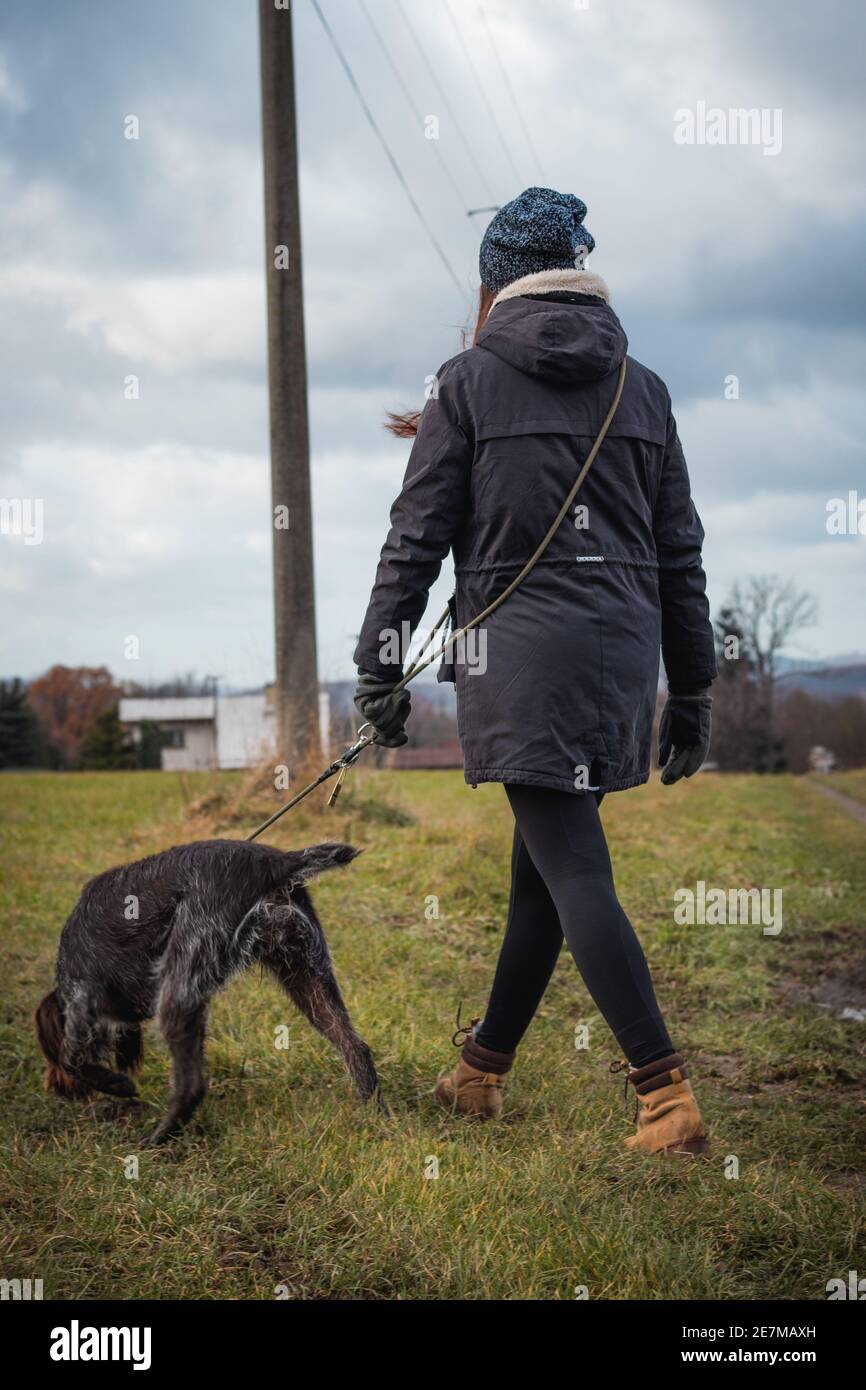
[489, 268, 611, 312]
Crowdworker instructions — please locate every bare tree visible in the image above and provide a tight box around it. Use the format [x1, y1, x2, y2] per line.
[725, 575, 818, 684]
[126, 672, 219, 699]
[712, 575, 819, 773]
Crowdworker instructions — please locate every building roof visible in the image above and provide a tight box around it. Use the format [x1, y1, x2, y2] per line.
[119, 697, 216, 723]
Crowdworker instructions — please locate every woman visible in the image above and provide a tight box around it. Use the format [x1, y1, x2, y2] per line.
[353, 188, 716, 1156]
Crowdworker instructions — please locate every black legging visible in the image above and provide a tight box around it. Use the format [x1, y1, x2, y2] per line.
[474, 785, 674, 1068]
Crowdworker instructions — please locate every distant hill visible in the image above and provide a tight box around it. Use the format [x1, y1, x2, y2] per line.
[326, 677, 456, 717]
[776, 663, 866, 701]
[775, 653, 866, 672]
[327, 662, 866, 712]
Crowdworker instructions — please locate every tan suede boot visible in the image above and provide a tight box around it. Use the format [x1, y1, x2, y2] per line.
[620, 1053, 709, 1156]
[434, 1019, 514, 1120]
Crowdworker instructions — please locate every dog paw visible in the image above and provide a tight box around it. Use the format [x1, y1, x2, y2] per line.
[81, 1065, 140, 1099]
[139, 1125, 171, 1147]
[107, 1074, 139, 1098]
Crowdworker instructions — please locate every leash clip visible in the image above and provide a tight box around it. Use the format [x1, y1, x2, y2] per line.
[326, 723, 374, 807]
[327, 763, 349, 807]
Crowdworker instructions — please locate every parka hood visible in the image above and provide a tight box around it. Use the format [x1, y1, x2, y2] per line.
[476, 269, 628, 384]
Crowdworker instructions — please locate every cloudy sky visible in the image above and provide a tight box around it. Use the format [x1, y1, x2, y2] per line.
[2, 0, 864, 690]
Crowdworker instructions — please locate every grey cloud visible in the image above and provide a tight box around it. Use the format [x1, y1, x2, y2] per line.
[2, 0, 865, 684]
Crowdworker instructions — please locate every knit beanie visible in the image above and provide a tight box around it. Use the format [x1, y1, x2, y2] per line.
[479, 186, 595, 294]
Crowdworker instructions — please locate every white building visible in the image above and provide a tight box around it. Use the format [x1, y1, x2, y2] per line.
[119, 689, 330, 771]
[808, 744, 837, 775]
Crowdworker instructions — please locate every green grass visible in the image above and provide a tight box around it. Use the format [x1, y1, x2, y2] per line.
[815, 769, 866, 805]
[1, 767, 864, 1300]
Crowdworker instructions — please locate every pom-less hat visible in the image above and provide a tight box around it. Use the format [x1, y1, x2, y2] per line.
[479, 186, 595, 294]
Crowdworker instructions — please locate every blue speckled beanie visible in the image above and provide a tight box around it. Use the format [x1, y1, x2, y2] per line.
[479, 186, 595, 294]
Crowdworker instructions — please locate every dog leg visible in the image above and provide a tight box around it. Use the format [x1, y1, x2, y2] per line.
[266, 953, 384, 1110]
[115, 1023, 144, 1075]
[141, 1002, 208, 1146]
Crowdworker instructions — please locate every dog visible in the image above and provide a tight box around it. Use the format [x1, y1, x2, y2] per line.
[35, 838, 382, 1144]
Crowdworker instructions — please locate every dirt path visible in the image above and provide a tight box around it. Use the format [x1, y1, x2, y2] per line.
[803, 777, 866, 828]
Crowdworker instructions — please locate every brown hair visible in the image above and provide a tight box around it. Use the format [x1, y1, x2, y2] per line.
[385, 284, 496, 438]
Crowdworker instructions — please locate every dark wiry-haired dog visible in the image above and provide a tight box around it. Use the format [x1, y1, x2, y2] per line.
[35, 838, 381, 1144]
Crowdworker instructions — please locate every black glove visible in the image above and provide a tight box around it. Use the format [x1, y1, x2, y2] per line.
[353, 670, 411, 748]
[658, 692, 712, 785]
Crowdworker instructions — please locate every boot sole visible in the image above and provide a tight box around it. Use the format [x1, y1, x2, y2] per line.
[435, 1095, 499, 1120]
[664, 1137, 710, 1156]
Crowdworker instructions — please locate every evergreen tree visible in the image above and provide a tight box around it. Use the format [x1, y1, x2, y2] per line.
[137, 720, 165, 770]
[0, 678, 42, 767]
[79, 707, 137, 771]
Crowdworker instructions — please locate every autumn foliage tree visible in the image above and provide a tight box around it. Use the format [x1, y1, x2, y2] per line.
[26, 665, 121, 768]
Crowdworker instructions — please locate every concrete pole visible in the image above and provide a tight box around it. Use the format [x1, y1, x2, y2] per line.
[258, 0, 320, 767]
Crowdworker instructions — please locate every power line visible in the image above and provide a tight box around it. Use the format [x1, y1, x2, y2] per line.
[442, 0, 526, 191]
[358, 0, 472, 218]
[476, 0, 547, 183]
[393, 0, 498, 205]
[308, 0, 464, 295]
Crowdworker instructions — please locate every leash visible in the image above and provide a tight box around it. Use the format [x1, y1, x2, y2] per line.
[247, 358, 627, 842]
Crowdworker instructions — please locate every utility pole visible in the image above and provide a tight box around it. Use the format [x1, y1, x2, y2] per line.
[258, 0, 319, 767]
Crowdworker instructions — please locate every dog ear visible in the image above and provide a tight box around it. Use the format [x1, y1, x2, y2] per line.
[34, 990, 88, 1099]
[34, 990, 63, 1065]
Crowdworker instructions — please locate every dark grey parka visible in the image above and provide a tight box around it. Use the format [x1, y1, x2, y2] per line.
[355, 284, 716, 794]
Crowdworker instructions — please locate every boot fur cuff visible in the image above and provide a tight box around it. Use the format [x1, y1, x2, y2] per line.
[628, 1052, 688, 1095]
[461, 1037, 515, 1076]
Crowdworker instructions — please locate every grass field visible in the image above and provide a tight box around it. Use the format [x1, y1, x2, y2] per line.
[815, 769, 866, 806]
[1, 766, 864, 1301]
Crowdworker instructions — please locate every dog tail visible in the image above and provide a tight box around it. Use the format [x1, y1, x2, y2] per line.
[265, 842, 361, 888]
[34, 990, 90, 1099]
[304, 842, 361, 872]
